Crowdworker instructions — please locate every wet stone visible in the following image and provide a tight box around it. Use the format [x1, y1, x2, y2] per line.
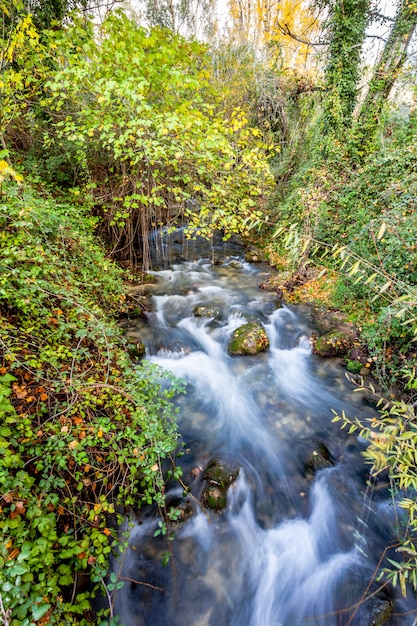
[228, 321, 270, 355]
[296, 439, 335, 478]
[365, 598, 393, 626]
[313, 331, 351, 358]
[201, 459, 239, 511]
[193, 305, 221, 319]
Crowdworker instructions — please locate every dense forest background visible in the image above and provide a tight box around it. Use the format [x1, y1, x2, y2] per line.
[1, 0, 417, 623]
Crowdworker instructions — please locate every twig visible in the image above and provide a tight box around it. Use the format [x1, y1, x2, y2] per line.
[0, 594, 11, 626]
[100, 577, 114, 619]
[118, 576, 162, 591]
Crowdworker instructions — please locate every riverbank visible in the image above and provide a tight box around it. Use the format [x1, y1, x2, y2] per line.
[0, 181, 182, 624]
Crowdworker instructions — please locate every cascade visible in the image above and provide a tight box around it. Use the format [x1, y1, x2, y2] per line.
[113, 237, 416, 625]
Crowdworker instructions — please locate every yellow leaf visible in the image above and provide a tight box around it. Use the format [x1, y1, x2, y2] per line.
[377, 222, 387, 240]
[151, 463, 159, 472]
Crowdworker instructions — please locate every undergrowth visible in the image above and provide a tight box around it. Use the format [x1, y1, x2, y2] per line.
[0, 176, 184, 625]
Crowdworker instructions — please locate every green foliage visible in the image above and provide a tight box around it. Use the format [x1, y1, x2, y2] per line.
[268, 106, 417, 388]
[353, 0, 417, 157]
[0, 176, 184, 623]
[0, 12, 46, 143]
[332, 371, 417, 596]
[24, 0, 90, 28]
[40, 12, 274, 267]
[322, 0, 370, 138]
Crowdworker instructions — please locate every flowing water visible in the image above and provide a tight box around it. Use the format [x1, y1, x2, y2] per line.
[114, 235, 416, 626]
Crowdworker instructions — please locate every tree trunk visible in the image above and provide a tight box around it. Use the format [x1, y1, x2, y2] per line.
[322, 0, 371, 136]
[355, 0, 417, 151]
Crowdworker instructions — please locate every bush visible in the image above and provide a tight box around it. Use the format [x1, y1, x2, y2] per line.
[0, 177, 184, 624]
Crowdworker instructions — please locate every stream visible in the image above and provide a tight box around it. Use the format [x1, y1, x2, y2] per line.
[113, 234, 417, 625]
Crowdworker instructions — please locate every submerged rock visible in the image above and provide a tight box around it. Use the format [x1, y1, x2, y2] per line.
[201, 459, 239, 511]
[193, 305, 220, 319]
[229, 260, 243, 269]
[228, 321, 270, 355]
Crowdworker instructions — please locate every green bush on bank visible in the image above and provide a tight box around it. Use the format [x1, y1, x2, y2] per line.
[268, 110, 417, 389]
[0, 176, 184, 625]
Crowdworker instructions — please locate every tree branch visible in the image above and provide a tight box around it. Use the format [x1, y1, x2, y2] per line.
[274, 20, 326, 47]
[369, 11, 395, 24]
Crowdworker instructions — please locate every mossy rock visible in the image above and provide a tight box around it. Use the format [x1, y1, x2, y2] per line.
[126, 338, 146, 359]
[244, 249, 262, 263]
[229, 260, 243, 269]
[345, 358, 362, 374]
[201, 459, 239, 511]
[193, 305, 220, 319]
[365, 598, 393, 626]
[313, 331, 351, 358]
[228, 322, 270, 355]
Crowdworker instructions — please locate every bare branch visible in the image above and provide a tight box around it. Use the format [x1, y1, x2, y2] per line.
[274, 20, 326, 47]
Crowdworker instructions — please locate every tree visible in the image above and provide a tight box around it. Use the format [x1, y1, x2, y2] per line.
[136, 0, 217, 38]
[226, 0, 322, 71]
[43, 12, 274, 268]
[322, 0, 371, 137]
[355, 0, 417, 153]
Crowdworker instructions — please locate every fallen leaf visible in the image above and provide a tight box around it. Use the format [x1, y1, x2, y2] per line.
[15, 501, 26, 515]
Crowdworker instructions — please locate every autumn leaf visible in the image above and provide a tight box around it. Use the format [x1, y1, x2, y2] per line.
[15, 501, 26, 515]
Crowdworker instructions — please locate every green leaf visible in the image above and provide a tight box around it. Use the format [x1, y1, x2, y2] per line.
[32, 604, 52, 620]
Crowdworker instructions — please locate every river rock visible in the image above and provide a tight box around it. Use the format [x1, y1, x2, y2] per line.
[296, 439, 335, 478]
[229, 260, 243, 269]
[193, 305, 220, 319]
[364, 598, 393, 626]
[201, 459, 239, 511]
[228, 321, 270, 355]
[244, 249, 263, 263]
[259, 281, 284, 300]
[313, 331, 351, 358]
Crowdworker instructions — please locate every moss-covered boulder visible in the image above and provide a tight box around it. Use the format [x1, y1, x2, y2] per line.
[201, 459, 240, 511]
[193, 305, 220, 319]
[313, 331, 351, 358]
[228, 322, 269, 355]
